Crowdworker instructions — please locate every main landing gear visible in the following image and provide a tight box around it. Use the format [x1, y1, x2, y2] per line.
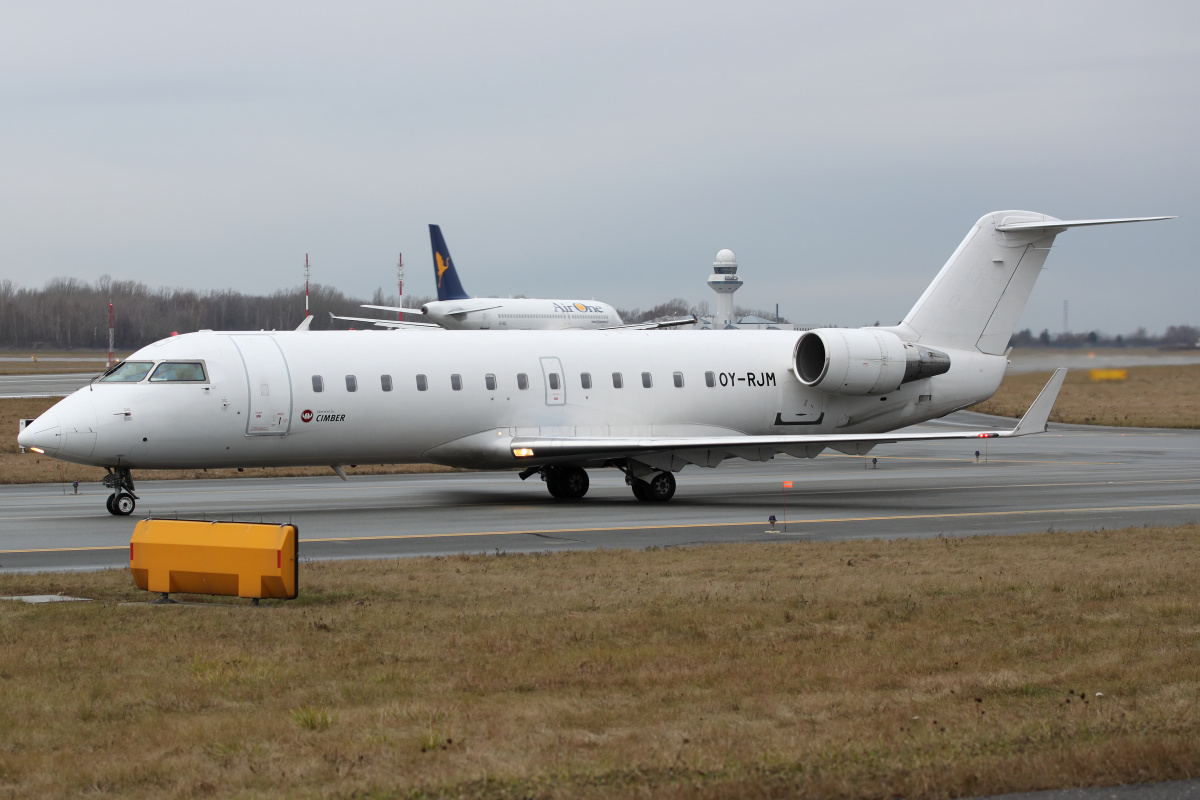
[520, 464, 678, 502]
[541, 465, 591, 499]
[628, 471, 676, 502]
[103, 467, 138, 516]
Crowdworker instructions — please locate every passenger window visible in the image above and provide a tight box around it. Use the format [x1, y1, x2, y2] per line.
[642, 372, 653, 388]
[705, 371, 715, 387]
[99, 361, 153, 383]
[346, 375, 358, 392]
[381, 375, 393, 392]
[673, 371, 684, 388]
[549, 373, 560, 390]
[312, 375, 324, 393]
[149, 361, 207, 382]
[416, 374, 428, 391]
[451, 374, 462, 391]
[580, 372, 592, 389]
[517, 373, 529, 390]
[485, 374, 497, 390]
[612, 372, 623, 389]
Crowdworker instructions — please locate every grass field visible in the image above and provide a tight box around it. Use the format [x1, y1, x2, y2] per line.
[1, 527, 1198, 799]
[0, 349, 126, 376]
[970, 364, 1200, 428]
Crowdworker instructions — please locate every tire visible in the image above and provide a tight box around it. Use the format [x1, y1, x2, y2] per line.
[106, 494, 117, 515]
[113, 493, 136, 516]
[631, 479, 652, 501]
[557, 467, 589, 499]
[647, 471, 676, 502]
[546, 467, 590, 500]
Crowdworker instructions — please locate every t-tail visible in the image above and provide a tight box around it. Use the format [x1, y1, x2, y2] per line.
[889, 211, 1174, 354]
[429, 224, 470, 302]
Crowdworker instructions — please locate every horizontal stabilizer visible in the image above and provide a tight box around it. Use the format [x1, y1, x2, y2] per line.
[1011, 368, 1067, 436]
[995, 216, 1175, 231]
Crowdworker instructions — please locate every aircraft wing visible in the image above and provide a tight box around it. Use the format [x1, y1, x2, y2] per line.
[601, 315, 698, 331]
[360, 304, 427, 319]
[509, 369, 1066, 469]
[329, 313, 441, 329]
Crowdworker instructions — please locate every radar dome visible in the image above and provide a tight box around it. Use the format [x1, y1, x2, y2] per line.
[715, 249, 736, 263]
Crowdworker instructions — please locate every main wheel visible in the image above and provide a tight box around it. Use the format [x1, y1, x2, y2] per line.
[105, 494, 117, 515]
[646, 471, 676, 502]
[631, 479, 652, 501]
[545, 466, 590, 500]
[113, 493, 136, 516]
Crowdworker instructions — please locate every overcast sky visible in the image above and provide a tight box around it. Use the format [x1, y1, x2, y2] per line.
[2, 1, 1196, 334]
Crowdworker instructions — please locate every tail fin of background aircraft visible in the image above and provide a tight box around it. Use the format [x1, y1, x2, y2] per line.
[893, 212, 1172, 355]
[429, 224, 470, 301]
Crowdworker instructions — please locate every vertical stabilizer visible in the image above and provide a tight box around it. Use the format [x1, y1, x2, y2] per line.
[893, 212, 1171, 355]
[429, 224, 470, 301]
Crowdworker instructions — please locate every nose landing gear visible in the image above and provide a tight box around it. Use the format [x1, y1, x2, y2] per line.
[103, 467, 139, 516]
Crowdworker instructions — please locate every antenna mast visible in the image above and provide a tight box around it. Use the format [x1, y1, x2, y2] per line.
[396, 252, 404, 319]
[107, 302, 115, 368]
[304, 254, 311, 318]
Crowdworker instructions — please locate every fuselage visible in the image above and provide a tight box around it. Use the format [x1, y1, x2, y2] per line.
[21, 328, 1007, 471]
[422, 298, 622, 330]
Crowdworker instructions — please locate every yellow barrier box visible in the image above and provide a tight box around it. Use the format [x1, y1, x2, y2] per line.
[1089, 368, 1128, 381]
[130, 520, 298, 600]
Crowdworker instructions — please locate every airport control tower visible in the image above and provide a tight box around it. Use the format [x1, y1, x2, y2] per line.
[706, 249, 742, 328]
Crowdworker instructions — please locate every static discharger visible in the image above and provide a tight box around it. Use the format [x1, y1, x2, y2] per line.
[130, 519, 298, 603]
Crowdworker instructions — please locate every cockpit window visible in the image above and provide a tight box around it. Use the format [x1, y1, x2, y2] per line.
[99, 361, 154, 383]
[149, 362, 207, 382]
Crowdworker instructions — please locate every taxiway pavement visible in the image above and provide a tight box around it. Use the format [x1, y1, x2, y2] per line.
[3, 413, 1199, 572]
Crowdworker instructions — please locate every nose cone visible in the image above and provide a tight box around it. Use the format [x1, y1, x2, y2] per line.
[18, 410, 61, 455]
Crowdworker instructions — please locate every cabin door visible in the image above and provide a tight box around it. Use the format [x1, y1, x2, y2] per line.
[231, 335, 293, 435]
[539, 357, 565, 406]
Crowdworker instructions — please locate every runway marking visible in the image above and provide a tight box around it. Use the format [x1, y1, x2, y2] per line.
[5, 502, 1200, 555]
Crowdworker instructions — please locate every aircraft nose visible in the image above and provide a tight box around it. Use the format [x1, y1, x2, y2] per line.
[18, 410, 61, 455]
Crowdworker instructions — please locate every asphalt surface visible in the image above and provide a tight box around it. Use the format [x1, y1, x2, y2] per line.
[3, 412, 1199, 572]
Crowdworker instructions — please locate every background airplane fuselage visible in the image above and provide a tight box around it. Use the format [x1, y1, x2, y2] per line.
[34, 329, 1006, 471]
[422, 298, 622, 330]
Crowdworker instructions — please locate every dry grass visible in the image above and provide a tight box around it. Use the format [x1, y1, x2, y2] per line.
[1, 527, 1199, 799]
[0, 398, 459, 484]
[971, 364, 1200, 428]
[0, 349, 126, 375]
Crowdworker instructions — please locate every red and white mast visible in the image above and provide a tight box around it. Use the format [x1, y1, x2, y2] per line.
[396, 252, 404, 319]
[107, 302, 115, 368]
[304, 253, 311, 318]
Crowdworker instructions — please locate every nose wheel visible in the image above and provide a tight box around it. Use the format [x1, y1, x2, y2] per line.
[103, 467, 139, 516]
[105, 492, 136, 516]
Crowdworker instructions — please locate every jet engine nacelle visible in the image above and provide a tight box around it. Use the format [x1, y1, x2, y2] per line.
[793, 328, 951, 396]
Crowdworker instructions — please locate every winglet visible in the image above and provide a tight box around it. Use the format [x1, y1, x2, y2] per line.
[295, 315, 315, 331]
[1011, 368, 1067, 435]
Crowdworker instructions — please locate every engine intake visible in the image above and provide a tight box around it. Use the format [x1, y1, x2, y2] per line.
[794, 329, 951, 396]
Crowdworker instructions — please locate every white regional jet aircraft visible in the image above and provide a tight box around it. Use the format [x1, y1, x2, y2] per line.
[19, 211, 1171, 515]
[337, 225, 693, 331]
